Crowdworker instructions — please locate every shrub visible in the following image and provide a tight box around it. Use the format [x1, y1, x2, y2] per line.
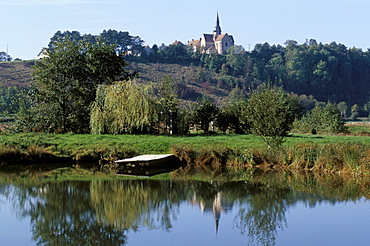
[246, 85, 302, 148]
[294, 102, 347, 133]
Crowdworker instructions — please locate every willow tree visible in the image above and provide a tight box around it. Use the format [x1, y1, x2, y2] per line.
[90, 80, 158, 134]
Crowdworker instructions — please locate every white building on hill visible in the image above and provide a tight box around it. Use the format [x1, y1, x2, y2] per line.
[189, 13, 234, 54]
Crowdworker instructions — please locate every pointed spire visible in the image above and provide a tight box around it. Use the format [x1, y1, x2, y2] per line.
[213, 12, 221, 36]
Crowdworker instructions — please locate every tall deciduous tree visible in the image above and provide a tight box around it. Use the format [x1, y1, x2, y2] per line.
[23, 37, 132, 133]
[246, 85, 302, 148]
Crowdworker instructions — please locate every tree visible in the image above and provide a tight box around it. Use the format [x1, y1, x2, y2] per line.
[225, 45, 247, 76]
[337, 101, 348, 118]
[22, 37, 132, 133]
[156, 77, 179, 134]
[0, 86, 24, 114]
[246, 85, 302, 148]
[100, 29, 144, 55]
[349, 104, 359, 120]
[48, 30, 83, 50]
[191, 97, 219, 134]
[90, 80, 158, 134]
[159, 44, 190, 60]
[0, 51, 12, 61]
[149, 44, 159, 61]
[200, 53, 226, 73]
[216, 87, 249, 133]
[48, 29, 145, 56]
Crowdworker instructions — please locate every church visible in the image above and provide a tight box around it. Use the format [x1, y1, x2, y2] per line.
[188, 13, 234, 54]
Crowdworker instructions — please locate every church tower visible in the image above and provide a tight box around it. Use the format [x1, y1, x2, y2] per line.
[213, 13, 222, 36]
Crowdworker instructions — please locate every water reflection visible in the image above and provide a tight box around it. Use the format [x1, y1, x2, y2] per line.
[0, 171, 369, 246]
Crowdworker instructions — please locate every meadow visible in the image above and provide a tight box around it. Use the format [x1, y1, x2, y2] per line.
[1, 124, 370, 175]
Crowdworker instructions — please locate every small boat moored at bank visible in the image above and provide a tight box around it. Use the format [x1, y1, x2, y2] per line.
[115, 154, 182, 176]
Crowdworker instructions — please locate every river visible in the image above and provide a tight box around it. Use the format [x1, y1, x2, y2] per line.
[0, 170, 369, 246]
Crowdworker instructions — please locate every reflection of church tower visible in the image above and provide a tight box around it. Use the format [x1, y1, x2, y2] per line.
[213, 13, 222, 37]
[213, 192, 222, 234]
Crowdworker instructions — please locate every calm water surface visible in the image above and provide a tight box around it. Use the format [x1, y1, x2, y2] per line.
[0, 172, 369, 246]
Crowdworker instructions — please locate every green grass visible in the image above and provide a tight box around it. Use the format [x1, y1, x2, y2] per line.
[2, 132, 370, 155]
[1, 132, 370, 175]
[0, 133, 266, 154]
[345, 123, 370, 135]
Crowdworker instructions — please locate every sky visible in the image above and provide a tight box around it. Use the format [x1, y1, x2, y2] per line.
[1, 0, 370, 60]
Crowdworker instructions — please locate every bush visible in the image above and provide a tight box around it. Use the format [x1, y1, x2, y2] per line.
[294, 102, 347, 133]
[246, 85, 302, 148]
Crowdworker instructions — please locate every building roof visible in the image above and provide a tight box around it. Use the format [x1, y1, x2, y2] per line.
[215, 33, 234, 42]
[36, 47, 48, 59]
[188, 39, 201, 46]
[202, 34, 214, 42]
[172, 40, 185, 46]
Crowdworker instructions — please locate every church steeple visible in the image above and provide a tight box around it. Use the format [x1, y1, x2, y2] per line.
[213, 12, 221, 36]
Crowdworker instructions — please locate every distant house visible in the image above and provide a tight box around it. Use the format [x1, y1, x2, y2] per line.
[188, 13, 234, 54]
[172, 40, 185, 46]
[188, 39, 201, 52]
[36, 48, 48, 59]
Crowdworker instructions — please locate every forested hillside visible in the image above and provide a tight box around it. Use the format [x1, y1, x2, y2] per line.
[1, 35, 370, 115]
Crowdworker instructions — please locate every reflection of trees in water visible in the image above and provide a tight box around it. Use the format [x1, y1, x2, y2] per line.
[0, 171, 368, 246]
[89, 179, 292, 245]
[90, 180, 185, 231]
[231, 183, 290, 246]
[2, 181, 127, 246]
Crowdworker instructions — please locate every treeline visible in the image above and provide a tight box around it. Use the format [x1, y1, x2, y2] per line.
[195, 41, 370, 109]
[0, 31, 358, 142]
[23, 30, 370, 108]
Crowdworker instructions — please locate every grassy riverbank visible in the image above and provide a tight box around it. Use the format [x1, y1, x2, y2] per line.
[1, 132, 370, 175]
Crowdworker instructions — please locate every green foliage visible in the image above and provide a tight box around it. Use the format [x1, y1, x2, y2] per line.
[159, 44, 189, 60]
[199, 40, 370, 107]
[90, 77, 182, 135]
[191, 96, 219, 134]
[294, 102, 347, 133]
[200, 53, 226, 72]
[337, 101, 348, 118]
[175, 107, 192, 135]
[19, 37, 132, 133]
[215, 88, 249, 133]
[0, 51, 12, 61]
[225, 45, 247, 76]
[156, 76, 179, 134]
[0, 85, 25, 114]
[246, 85, 302, 148]
[90, 80, 158, 134]
[49, 29, 145, 56]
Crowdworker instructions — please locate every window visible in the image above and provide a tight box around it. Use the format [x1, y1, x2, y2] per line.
[225, 42, 228, 47]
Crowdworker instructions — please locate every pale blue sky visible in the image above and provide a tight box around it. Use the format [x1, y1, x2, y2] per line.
[1, 0, 370, 60]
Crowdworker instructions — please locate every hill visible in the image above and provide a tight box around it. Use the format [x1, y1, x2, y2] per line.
[0, 61, 34, 88]
[0, 53, 368, 114]
[127, 62, 241, 104]
[0, 60, 240, 106]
